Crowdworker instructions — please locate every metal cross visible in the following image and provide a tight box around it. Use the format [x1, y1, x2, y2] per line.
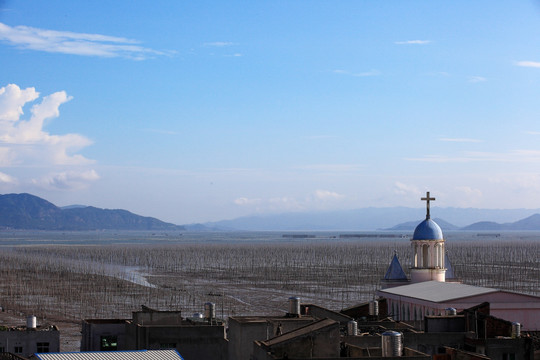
[421, 191, 435, 219]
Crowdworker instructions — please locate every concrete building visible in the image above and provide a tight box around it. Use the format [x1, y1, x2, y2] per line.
[252, 318, 341, 359]
[0, 316, 59, 358]
[228, 314, 317, 359]
[378, 281, 540, 330]
[378, 192, 540, 331]
[251, 315, 432, 360]
[81, 306, 227, 360]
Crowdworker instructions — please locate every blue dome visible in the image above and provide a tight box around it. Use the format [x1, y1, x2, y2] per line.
[413, 218, 443, 240]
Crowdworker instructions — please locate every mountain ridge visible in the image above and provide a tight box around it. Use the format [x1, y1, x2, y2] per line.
[201, 207, 540, 231]
[3, 193, 540, 232]
[0, 193, 184, 231]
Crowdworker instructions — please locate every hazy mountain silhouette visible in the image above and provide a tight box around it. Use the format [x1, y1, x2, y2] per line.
[386, 218, 460, 231]
[0, 193, 184, 231]
[3, 193, 540, 232]
[462, 214, 540, 231]
[202, 208, 540, 231]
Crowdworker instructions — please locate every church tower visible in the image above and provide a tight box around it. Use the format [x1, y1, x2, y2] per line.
[410, 192, 446, 283]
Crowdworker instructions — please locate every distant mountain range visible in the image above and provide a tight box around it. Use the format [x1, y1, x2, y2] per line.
[3, 193, 540, 232]
[0, 193, 184, 231]
[385, 218, 460, 231]
[387, 214, 540, 231]
[200, 207, 540, 231]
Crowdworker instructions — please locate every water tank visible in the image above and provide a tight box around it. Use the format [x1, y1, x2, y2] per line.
[27, 315, 37, 329]
[204, 302, 215, 320]
[369, 300, 379, 316]
[347, 320, 358, 336]
[382, 331, 402, 357]
[288, 297, 300, 316]
[445, 308, 457, 316]
[511, 322, 521, 338]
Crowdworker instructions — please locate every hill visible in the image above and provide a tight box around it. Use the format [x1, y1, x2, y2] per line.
[462, 214, 540, 231]
[380, 214, 540, 232]
[0, 193, 184, 231]
[386, 218, 460, 231]
[202, 207, 540, 231]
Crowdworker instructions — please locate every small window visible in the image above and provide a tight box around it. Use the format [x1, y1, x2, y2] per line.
[100, 336, 118, 351]
[37, 342, 50, 353]
[160, 343, 176, 349]
[14, 346, 23, 354]
[503, 353, 516, 360]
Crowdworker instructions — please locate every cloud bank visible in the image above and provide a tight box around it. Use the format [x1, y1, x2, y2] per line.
[516, 61, 540, 68]
[0, 84, 98, 190]
[234, 189, 346, 213]
[0, 22, 169, 60]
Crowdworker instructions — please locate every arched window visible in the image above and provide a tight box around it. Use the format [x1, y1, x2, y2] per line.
[422, 244, 429, 268]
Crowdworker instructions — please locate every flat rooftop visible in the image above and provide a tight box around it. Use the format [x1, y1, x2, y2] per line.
[378, 281, 497, 302]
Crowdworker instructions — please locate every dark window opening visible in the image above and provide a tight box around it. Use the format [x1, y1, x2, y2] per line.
[37, 342, 50, 353]
[503, 353, 516, 360]
[100, 336, 118, 351]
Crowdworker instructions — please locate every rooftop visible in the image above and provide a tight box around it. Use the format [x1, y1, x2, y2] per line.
[412, 218, 443, 240]
[261, 318, 338, 346]
[383, 254, 408, 281]
[32, 349, 183, 360]
[378, 281, 498, 302]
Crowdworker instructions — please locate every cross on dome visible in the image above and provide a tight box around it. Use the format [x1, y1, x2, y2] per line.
[421, 191, 435, 219]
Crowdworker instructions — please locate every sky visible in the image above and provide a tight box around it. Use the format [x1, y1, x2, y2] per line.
[1, 1, 540, 224]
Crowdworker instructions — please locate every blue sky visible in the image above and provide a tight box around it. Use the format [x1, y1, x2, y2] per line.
[1, 1, 540, 224]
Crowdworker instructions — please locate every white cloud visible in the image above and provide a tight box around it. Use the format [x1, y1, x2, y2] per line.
[0, 84, 93, 165]
[406, 149, 540, 163]
[333, 69, 380, 77]
[395, 40, 431, 45]
[468, 76, 486, 83]
[393, 182, 420, 196]
[203, 42, 235, 47]
[516, 61, 540, 68]
[0, 83, 98, 189]
[0, 171, 17, 184]
[297, 164, 363, 172]
[234, 197, 261, 206]
[0, 84, 38, 121]
[0, 22, 170, 60]
[31, 170, 99, 190]
[427, 71, 450, 77]
[439, 138, 482, 143]
[314, 189, 344, 200]
[234, 190, 347, 213]
[454, 186, 482, 204]
[143, 128, 180, 136]
[304, 135, 338, 140]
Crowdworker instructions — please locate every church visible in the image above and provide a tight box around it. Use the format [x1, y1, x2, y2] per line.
[377, 192, 540, 331]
